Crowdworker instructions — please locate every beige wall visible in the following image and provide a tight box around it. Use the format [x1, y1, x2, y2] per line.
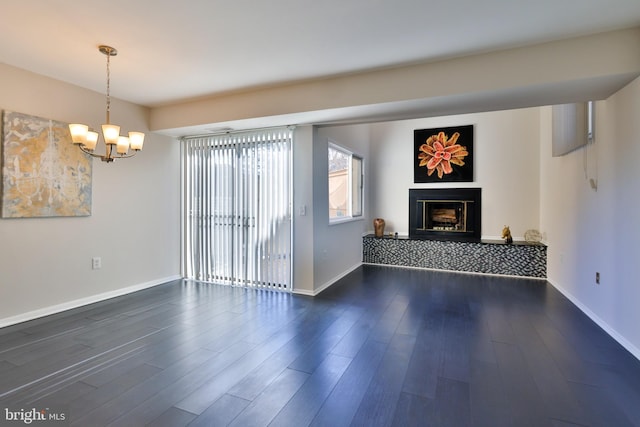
[0, 64, 181, 326]
[368, 108, 541, 240]
[540, 76, 640, 358]
[291, 126, 315, 295]
[312, 125, 371, 294]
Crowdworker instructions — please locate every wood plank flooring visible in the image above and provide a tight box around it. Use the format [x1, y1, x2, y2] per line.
[1, 265, 639, 426]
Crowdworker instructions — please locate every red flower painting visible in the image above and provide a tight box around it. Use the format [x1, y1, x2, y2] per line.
[414, 125, 473, 182]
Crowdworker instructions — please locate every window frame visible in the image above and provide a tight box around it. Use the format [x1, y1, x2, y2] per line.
[328, 141, 364, 225]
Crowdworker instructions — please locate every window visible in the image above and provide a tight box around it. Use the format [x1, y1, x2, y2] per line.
[328, 142, 363, 222]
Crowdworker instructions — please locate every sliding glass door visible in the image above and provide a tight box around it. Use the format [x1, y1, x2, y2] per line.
[181, 128, 292, 290]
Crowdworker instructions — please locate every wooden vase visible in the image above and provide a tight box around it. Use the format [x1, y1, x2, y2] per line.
[373, 218, 385, 237]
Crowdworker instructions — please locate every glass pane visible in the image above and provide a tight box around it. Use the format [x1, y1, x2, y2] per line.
[328, 146, 349, 219]
[351, 155, 363, 217]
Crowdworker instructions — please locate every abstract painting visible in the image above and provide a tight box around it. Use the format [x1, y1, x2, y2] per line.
[1, 111, 92, 218]
[414, 125, 474, 183]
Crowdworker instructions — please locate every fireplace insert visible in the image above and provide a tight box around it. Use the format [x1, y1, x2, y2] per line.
[409, 188, 481, 241]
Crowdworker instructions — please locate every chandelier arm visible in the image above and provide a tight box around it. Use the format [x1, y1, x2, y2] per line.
[78, 145, 105, 159]
[78, 144, 138, 162]
[114, 151, 139, 159]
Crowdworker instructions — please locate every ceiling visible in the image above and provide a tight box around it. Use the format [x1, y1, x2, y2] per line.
[2, 0, 640, 129]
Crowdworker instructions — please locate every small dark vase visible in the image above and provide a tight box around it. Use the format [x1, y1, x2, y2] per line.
[373, 218, 385, 237]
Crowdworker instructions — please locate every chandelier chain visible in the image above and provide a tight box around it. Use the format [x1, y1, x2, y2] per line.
[105, 51, 111, 124]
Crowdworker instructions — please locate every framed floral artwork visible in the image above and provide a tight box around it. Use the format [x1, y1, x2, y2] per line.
[414, 125, 474, 183]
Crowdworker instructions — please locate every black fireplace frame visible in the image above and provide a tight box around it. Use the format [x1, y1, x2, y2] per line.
[409, 188, 481, 242]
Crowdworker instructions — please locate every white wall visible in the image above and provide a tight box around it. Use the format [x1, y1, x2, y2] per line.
[310, 125, 371, 293]
[292, 126, 315, 295]
[368, 109, 541, 239]
[0, 64, 181, 326]
[540, 77, 640, 357]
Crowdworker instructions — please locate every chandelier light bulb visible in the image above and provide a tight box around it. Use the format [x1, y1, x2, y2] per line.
[102, 123, 120, 145]
[69, 124, 88, 144]
[128, 131, 145, 151]
[84, 131, 99, 151]
[116, 136, 130, 154]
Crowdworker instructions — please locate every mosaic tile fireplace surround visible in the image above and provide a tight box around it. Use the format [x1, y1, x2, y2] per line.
[364, 187, 546, 278]
[363, 236, 547, 278]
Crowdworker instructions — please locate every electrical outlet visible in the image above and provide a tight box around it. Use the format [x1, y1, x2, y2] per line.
[92, 257, 102, 270]
[596, 272, 600, 284]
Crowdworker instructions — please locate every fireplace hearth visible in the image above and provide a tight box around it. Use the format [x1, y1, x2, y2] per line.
[409, 188, 481, 241]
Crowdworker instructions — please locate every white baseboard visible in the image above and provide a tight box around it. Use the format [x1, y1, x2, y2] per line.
[292, 262, 362, 297]
[292, 288, 315, 297]
[547, 279, 640, 361]
[0, 275, 182, 329]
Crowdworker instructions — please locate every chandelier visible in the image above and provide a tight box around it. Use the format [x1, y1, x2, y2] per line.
[68, 45, 144, 163]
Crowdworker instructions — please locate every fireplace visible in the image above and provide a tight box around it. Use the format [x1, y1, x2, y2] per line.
[409, 188, 481, 241]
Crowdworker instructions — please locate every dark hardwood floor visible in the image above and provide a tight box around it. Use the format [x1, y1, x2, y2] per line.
[1, 265, 639, 426]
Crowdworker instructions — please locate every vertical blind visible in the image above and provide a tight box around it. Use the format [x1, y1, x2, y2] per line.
[181, 128, 292, 290]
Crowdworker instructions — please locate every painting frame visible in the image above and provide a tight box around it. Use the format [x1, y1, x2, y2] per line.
[1, 110, 92, 218]
[414, 124, 474, 183]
